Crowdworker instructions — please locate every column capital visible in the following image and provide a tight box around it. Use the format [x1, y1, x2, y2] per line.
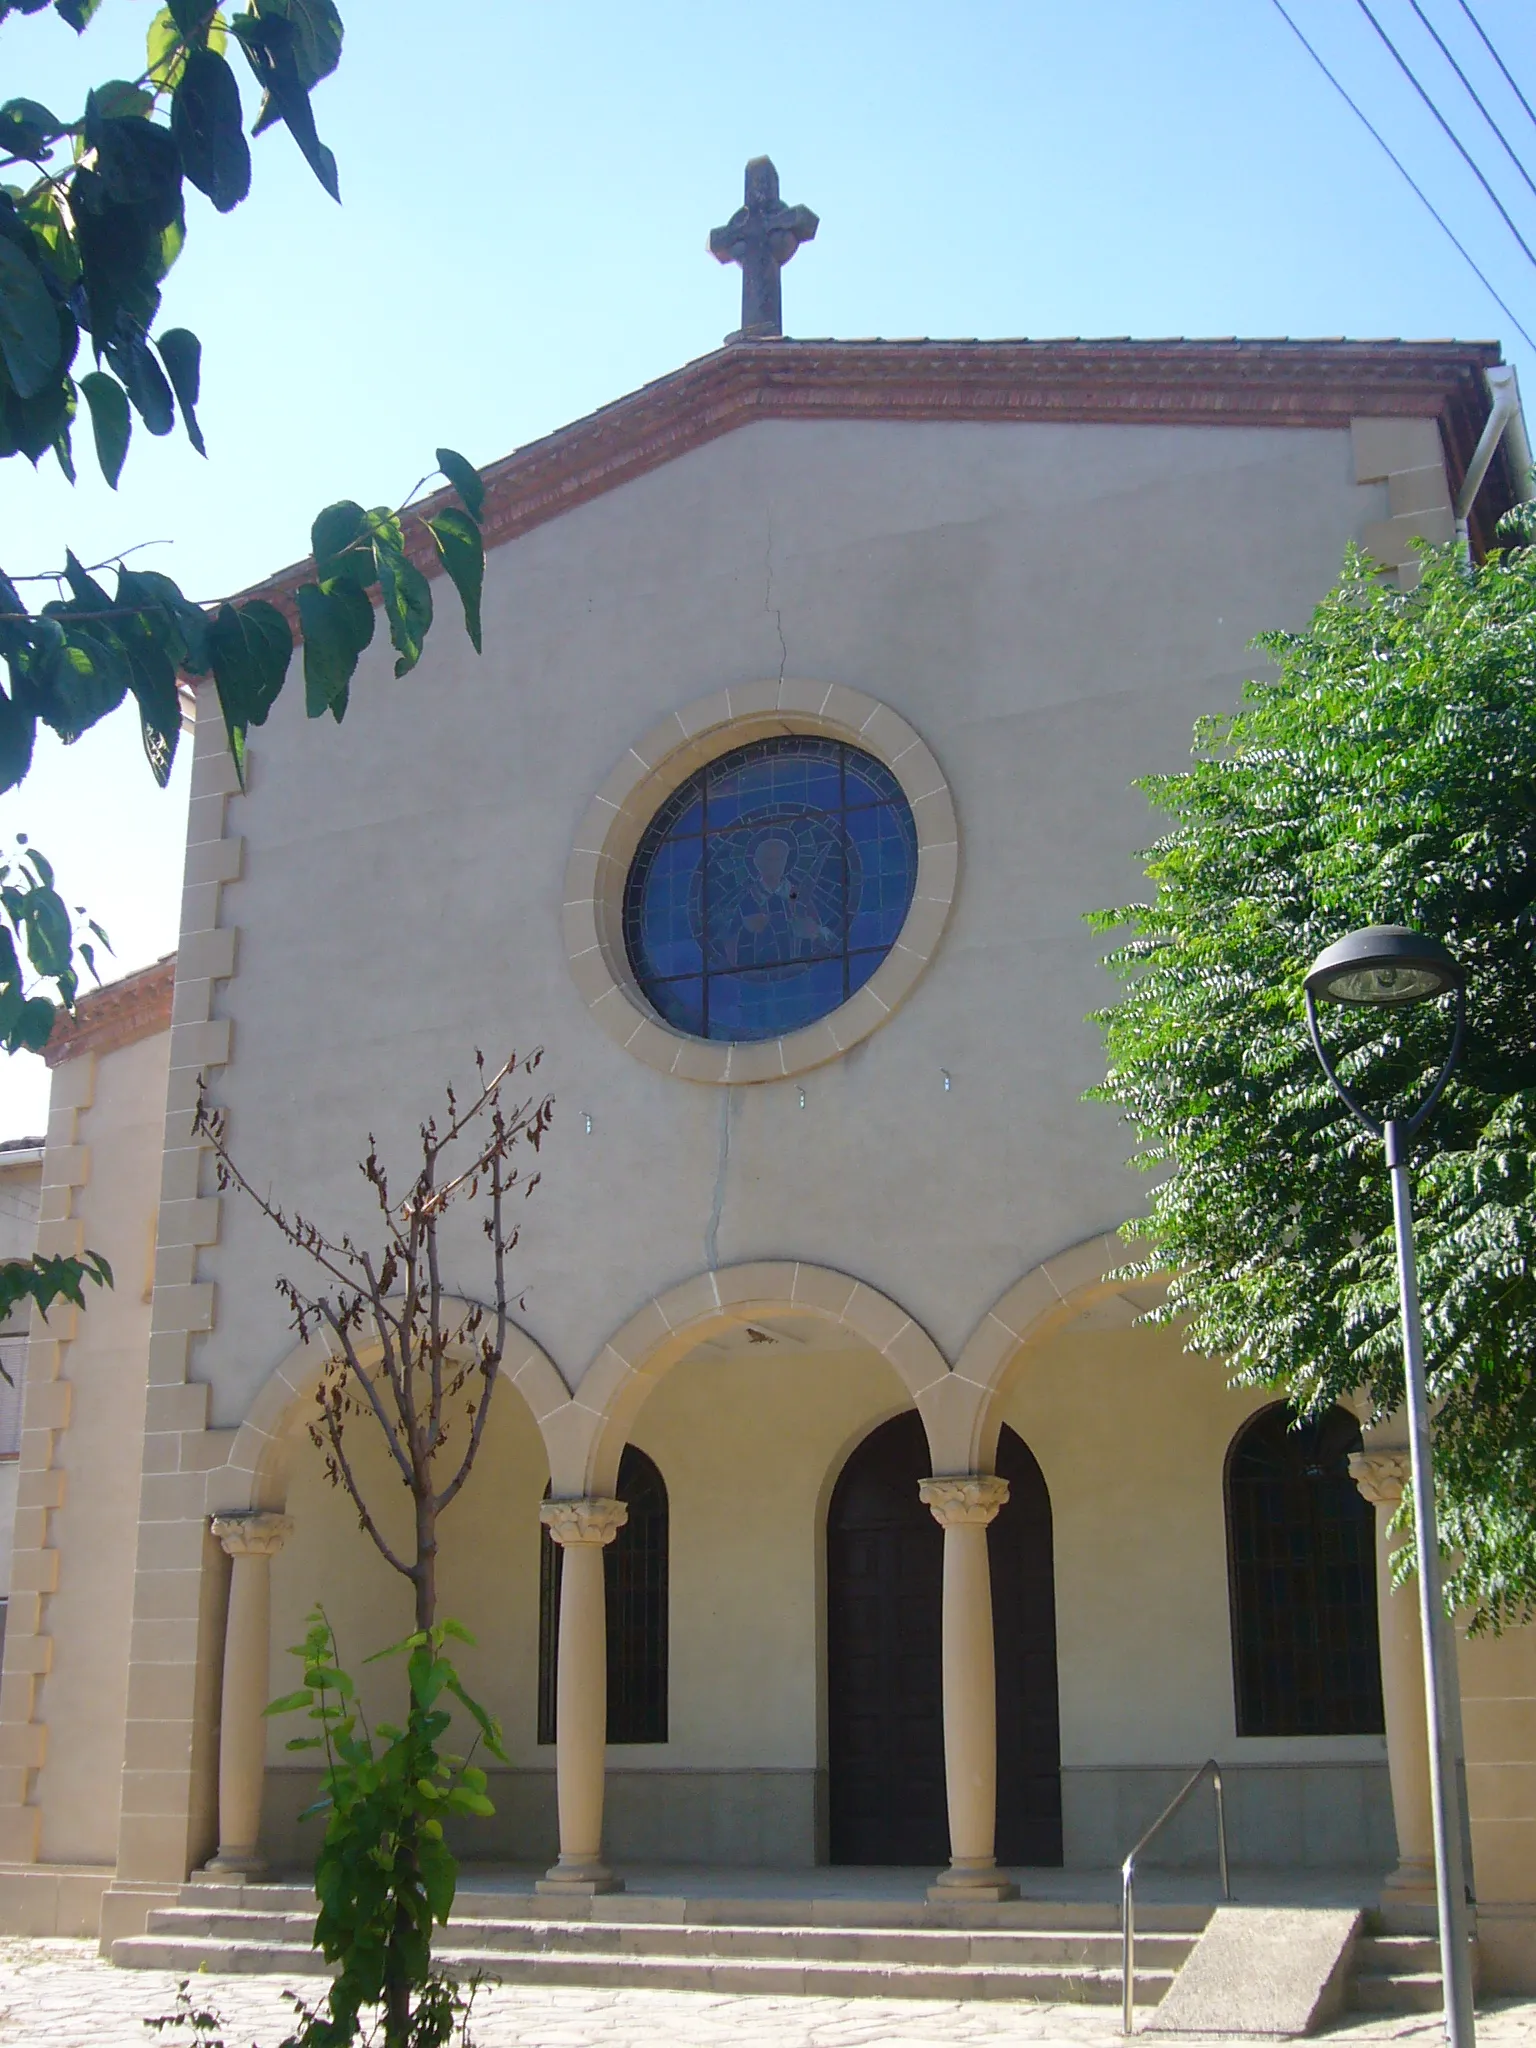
[1349, 1450, 1410, 1507]
[210, 1511, 293, 1559]
[919, 1474, 1009, 1529]
[540, 1497, 627, 1547]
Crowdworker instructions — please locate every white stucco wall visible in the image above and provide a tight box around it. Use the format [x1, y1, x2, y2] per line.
[196, 413, 1387, 1426]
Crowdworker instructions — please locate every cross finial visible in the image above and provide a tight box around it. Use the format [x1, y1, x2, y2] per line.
[709, 157, 818, 342]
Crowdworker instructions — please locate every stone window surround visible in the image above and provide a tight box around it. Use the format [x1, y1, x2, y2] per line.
[563, 681, 959, 1085]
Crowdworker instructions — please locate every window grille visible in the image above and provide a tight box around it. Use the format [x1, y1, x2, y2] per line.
[1226, 1402, 1384, 1736]
[538, 1444, 668, 1745]
[0, 1341, 25, 1459]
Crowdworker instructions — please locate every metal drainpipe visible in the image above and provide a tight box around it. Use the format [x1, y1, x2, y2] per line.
[1454, 365, 1532, 561]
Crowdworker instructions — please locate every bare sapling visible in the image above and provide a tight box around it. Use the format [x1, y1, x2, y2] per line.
[195, 1049, 552, 1633]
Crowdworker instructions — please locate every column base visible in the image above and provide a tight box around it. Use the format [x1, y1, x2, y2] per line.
[536, 1857, 624, 1897]
[199, 1849, 267, 1884]
[1379, 1858, 1438, 1934]
[927, 1860, 1018, 1904]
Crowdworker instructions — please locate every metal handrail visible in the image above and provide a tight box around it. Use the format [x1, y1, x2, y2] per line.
[1121, 1757, 1231, 2034]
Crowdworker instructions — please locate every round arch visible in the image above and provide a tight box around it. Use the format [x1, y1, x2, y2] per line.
[205, 1297, 571, 1515]
[554, 1260, 950, 1497]
[949, 1231, 1166, 1475]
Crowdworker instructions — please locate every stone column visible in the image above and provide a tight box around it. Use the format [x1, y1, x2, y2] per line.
[203, 1511, 293, 1880]
[536, 1496, 627, 1896]
[1350, 1449, 1435, 1910]
[918, 1474, 1019, 1903]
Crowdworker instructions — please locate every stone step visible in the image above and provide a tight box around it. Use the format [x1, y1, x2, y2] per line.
[1353, 1971, 1445, 2014]
[141, 1904, 1192, 1971]
[113, 1932, 1178, 2004]
[176, 1881, 1208, 1935]
[1356, 1934, 1442, 1974]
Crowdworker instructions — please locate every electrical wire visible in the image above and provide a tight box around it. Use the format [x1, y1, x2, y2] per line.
[1457, 1, 1536, 145]
[1267, 0, 1536, 351]
[1352, 0, 1536, 275]
[1410, 0, 1536, 204]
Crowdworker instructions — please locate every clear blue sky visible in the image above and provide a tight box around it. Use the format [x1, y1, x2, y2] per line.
[1, 0, 1533, 1134]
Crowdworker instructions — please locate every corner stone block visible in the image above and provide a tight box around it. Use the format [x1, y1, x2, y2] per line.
[14, 1470, 63, 1513]
[1388, 464, 1453, 517]
[1352, 415, 1443, 484]
[0, 1722, 46, 1770]
[21, 1380, 70, 1433]
[40, 1145, 88, 1190]
[0, 1810, 41, 1864]
[31, 1220, 83, 1261]
[184, 833, 244, 888]
[177, 928, 237, 984]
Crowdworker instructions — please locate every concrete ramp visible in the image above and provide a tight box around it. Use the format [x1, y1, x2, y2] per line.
[1146, 1906, 1362, 2035]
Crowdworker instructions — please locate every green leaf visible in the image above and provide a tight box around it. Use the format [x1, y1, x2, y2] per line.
[426, 508, 483, 654]
[19, 189, 81, 293]
[435, 445, 484, 521]
[0, 100, 63, 162]
[0, 687, 37, 793]
[155, 328, 203, 455]
[167, 0, 218, 33]
[0, 237, 62, 400]
[86, 80, 154, 121]
[171, 47, 251, 213]
[208, 597, 291, 779]
[297, 578, 372, 722]
[86, 103, 182, 230]
[78, 371, 130, 488]
[265, 1688, 316, 1716]
[258, 0, 342, 88]
[148, 7, 226, 89]
[54, 0, 103, 29]
[231, 11, 339, 199]
[372, 534, 432, 678]
[103, 333, 174, 437]
[311, 499, 371, 588]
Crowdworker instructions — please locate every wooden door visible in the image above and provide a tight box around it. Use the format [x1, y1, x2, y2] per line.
[826, 1413, 1061, 1866]
[827, 1411, 946, 1863]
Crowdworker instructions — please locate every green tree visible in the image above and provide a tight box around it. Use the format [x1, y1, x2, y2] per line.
[1091, 530, 1536, 1633]
[0, 0, 488, 1321]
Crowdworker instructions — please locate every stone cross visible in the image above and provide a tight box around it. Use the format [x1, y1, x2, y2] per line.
[709, 157, 818, 341]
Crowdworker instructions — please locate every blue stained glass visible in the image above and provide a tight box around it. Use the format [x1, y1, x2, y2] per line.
[624, 736, 920, 1043]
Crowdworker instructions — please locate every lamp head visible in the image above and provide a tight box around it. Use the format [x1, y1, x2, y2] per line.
[1304, 925, 1462, 1008]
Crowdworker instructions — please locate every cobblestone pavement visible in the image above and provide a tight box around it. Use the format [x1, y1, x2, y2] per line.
[0, 1941, 1534, 2048]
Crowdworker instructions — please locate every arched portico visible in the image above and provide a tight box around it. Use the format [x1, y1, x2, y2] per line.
[951, 1232, 1162, 1476]
[545, 1260, 949, 1500]
[198, 1305, 566, 1876]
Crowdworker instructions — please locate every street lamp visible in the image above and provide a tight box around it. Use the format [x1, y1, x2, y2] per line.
[1304, 925, 1474, 2048]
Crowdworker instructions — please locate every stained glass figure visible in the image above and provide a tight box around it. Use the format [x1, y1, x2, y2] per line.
[623, 737, 920, 1042]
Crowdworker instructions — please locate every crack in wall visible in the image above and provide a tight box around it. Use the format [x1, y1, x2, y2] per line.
[765, 513, 788, 686]
[704, 1085, 736, 1272]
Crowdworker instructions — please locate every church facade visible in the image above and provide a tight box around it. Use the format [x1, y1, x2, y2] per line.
[1, 316, 1534, 1986]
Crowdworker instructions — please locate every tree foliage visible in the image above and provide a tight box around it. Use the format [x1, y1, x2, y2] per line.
[0, 0, 489, 792]
[1091, 531, 1536, 1633]
[0, 2, 490, 1329]
[268, 1611, 501, 2048]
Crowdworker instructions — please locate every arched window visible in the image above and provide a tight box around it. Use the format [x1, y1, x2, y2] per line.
[538, 1444, 668, 1745]
[1226, 1403, 1384, 1737]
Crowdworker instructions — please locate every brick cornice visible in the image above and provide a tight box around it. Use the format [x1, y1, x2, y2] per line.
[232, 336, 1514, 617]
[43, 953, 175, 1068]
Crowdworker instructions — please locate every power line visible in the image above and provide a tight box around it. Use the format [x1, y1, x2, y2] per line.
[1266, 0, 1536, 352]
[1410, 0, 1536, 205]
[1457, 1, 1536, 146]
[1352, 0, 1536, 276]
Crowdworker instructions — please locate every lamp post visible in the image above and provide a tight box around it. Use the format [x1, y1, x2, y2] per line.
[1303, 925, 1474, 2048]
